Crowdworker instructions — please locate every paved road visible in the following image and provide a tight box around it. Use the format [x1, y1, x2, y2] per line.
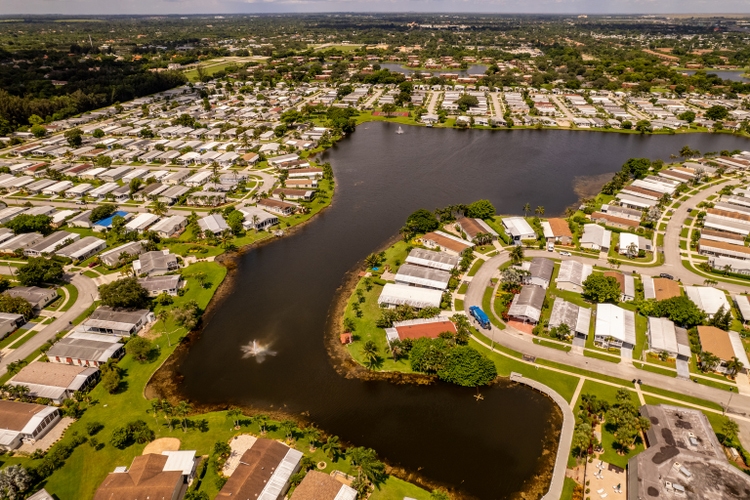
[0, 273, 98, 374]
[489, 92, 505, 116]
[362, 89, 384, 109]
[465, 251, 750, 418]
[426, 91, 442, 115]
[549, 95, 576, 121]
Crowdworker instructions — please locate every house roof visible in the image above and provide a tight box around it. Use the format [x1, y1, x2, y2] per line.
[556, 260, 592, 287]
[405, 248, 459, 272]
[529, 257, 554, 283]
[595, 303, 636, 345]
[217, 439, 301, 500]
[420, 231, 472, 253]
[11, 362, 94, 388]
[377, 283, 442, 309]
[47, 338, 123, 363]
[685, 286, 731, 316]
[395, 263, 451, 289]
[653, 278, 681, 301]
[390, 318, 456, 341]
[547, 218, 572, 238]
[508, 285, 545, 322]
[0, 400, 51, 432]
[93, 454, 183, 500]
[697, 326, 738, 362]
[291, 471, 356, 500]
[648, 317, 690, 358]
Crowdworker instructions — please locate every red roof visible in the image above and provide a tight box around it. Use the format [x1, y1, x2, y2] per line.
[395, 320, 456, 340]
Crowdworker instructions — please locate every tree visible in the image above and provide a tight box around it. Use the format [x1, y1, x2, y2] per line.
[101, 368, 122, 394]
[361, 340, 379, 369]
[582, 274, 620, 303]
[126, 336, 153, 363]
[522, 203, 531, 217]
[255, 414, 269, 434]
[571, 422, 595, 458]
[151, 200, 168, 217]
[227, 408, 243, 428]
[652, 295, 706, 328]
[322, 435, 342, 460]
[5, 214, 52, 235]
[227, 210, 245, 235]
[430, 491, 451, 500]
[381, 103, 397, 116]
[699, 351, 720, 372]
[99, 277, 150, 309]
[91, 204, 117, 223]
[175, 400, 192, 432]
[0, 295, 33, 319]
[400, 209, 439, 240]
[109, 420, 154, 449]
[705, 105, 729, 121]
[622, 158, 651, 180]
[348, 447, 386, 484]
[720, 418, 739, 445]
[726, 357, 744, 378]
[96, 155, 113, 168]
[16, 257, 63, 286]
[0, 465, 31, 500]
[678, 111, 696, 123]
[92, 128, 105, 138]
[635, 120, 652, 134]
[437, 346, 497, 386]
[456, 94, 479, 111]
[280, 419, 297, 441]
[64, 127, 83, 148]
[509, 245, 524, 265]
[466, 199, 495, 219]
[30, 124, 47, 138]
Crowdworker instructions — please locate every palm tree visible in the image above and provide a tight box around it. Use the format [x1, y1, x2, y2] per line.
[227, 409, 243, 428]
[220, 229, 232, 249]
[152, 200, 168, 217]
[509, 245, 524, 265]
[535, 205, 545, 217]
[322, 435, 342, 460]
[175, 401, 192, 432]
[280, 419, 297, 441]
[149, 400, 163, 424]
[522, 203, 531, 217]
[161, 400, 174, 431]
[726, 357, 744, 378]
[255, 414, 269, 434]
[305, 426, 322, 451]
[361, 341, 379, 369]
[251, 215, 260, 232]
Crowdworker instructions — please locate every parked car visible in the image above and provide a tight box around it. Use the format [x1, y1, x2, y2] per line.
[659, 273, 674, 280]
[547, 243, 555, 252]
[559, 251, 571, 257]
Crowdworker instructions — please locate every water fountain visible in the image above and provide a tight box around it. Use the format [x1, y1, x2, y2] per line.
[240, 340, 276, 363]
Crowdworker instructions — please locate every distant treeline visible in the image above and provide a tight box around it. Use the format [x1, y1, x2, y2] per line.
[0, 48, 186, 134]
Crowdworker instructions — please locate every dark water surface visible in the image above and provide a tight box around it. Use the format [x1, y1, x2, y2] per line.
[176, 124, 750, 498]
[684, 70, 749, 82]
[381, 62, 488, 76]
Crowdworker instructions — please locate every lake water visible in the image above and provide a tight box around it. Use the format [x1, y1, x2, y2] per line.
[684, 70, 749, 82]
[170, 124, 750, 498]
[381, 62, 488, 77]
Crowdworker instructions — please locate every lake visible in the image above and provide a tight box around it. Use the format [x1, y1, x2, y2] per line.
[684, 70, 749, 83]
[168, 124, 750, 498]
[381, 62, 488, 77]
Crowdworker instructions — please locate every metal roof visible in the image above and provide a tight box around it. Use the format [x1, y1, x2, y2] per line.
[395, 263, 451, 290]
[595, 303, 636, 345]
[556, 260, 593, 287]
[377, 283, 442, 309]
[405, 248, 459, 272]
[684, 286, 731, 316]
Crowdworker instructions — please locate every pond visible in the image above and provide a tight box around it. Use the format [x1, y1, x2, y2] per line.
[169, 123, 750, 498]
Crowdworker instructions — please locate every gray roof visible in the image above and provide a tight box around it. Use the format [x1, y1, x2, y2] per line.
[629, 405, 750, 500]
[47, 337, 123, 363]
[507, 285, 545, 322]
[528, 257, 554, 283]
[99, 241, 145, 267]
[137, 250, 178, 275]
[55, 236, 106, 259]
[556, 260, 593, 287]
[394, 263, 451, 290]
[138, 275, 181, 292]
[405, 248, 459, 272]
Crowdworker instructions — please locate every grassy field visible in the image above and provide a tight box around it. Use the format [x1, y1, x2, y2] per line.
[60, 284, 79, 312]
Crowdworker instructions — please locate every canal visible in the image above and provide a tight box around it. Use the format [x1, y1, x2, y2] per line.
[169, 124, 750, 498]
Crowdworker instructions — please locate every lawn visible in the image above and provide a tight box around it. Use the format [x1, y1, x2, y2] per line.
[573, 381, 643, 469]
[583, 350, 621, 363]
[60, 283, 79, 312]
[482, 286, 506, 330]
[7, 328, 40, 349]
[639, 385, 723, 412]
[467, 259, 484, 277]
[343, 281, 413, 373]
[470, 336, 580, 403]
[0, 328, 28, 349]
[370, 476, 432, 500]
[633, 362, 676, 377]
[533, 338, 571, 352]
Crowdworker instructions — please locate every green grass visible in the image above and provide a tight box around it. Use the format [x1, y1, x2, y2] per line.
[83, 270, 98, 279]
[0, 328, 27, 349]
[482, 286, 506, 330]
[344, 282, 413, 372]
[7, 329, 40, 349]
[467, 259, 484, 277]
[60, 283, 79, 312]
[469, 337, 580, 403]
[633, 362, 676, 377]
[370, 476, 432, 500]
[533, 338, 572, 352]
[457, 283, 468, 295]
[561, 477, 579, 500]
[639, 385, 723, 411]
[454, 298, 464, 311]
[583, 349, 621, 363]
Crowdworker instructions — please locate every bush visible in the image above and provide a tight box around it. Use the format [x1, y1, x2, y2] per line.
[126, 336, 154, 363]
[437, 346, 497, 386]
[99, 277, 150, 309]
[109, 420, 155, 449]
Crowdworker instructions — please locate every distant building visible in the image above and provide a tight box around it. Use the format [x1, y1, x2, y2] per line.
[404, 248, 459, 272]
[394, 263, 451, 291]
[647, 317, 690, 360]
[684, 286, 731, 317]
[696, 326, 750, 374]
[418, 231, 473, 255]
[548, 297, 591, 339]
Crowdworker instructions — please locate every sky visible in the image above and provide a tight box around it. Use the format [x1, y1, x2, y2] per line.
[3, 0, 750, 16]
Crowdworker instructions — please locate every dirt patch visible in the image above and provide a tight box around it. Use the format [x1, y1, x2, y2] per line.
[372, 111, 409, 117]
[573, 172, 614, 201]
[143, 437, 181, 455]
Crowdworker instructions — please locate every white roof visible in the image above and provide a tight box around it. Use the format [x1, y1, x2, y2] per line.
[733, 295, 750, 322]
[125, 213, 160, 232]
[257, 448, 303, 500]
[595, 303, 636, 345]
[556, 260, 592, 287]
[540, 221, 554, 239]
[728, 330, 750, 368]
[150, 215, 186, 234]
[395, 263, 451, 290]
[377, 283, 442, 309]
[502, 217, 535, 238]
[581, 224, 611, 247]
[198, 214, 229, 234]
[642, 275, 655, 300]
[619, 232, 639, 251]
[684, 286, 731, 316]
[161, 450, 197, 476]
[404, 248, 459, 272]
[648, 317, 690, 357]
